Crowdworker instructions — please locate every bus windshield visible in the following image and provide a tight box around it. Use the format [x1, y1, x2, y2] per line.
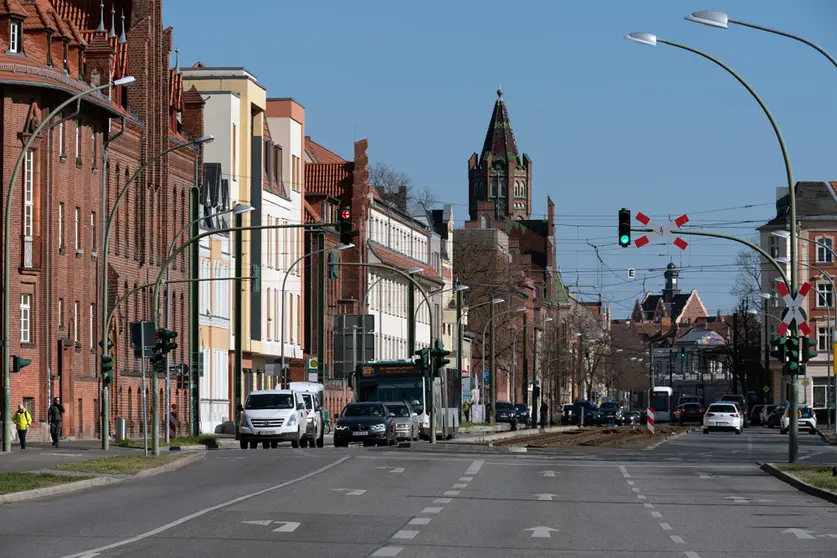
[359, 379, 423, 407]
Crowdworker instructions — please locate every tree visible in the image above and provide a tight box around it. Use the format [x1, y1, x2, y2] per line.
[730, 241, 765, 313]
[368, 162, 438, 214]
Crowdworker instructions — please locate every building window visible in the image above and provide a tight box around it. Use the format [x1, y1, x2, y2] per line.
[9, 21, 20, 53]
[58, 121, 64, 157]
[769, 235, 780, 258]
[57, 298, 63, 331]
[63, 42, 68, 72]
[89, 303, 94, 349]
[19, 294, 31, 343]
[73, 301, 79, 343]
[74, 207, 80, 251]
[90, 211, 96, 253]
[817, 237, 833, 263]
[90, 128, 96, 169]
[819, 326, 833, 352]
[817, 283, 833, 308]
[58, 203, 65, 252]
[23, 149, 33, 239]
[74, 120, 80, 162]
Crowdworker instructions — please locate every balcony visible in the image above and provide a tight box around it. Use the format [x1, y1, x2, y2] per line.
[20, 235, 41, 270]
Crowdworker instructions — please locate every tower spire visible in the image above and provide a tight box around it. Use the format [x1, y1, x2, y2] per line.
[118, 9, 127, 44]
[108, 5, 117, 39]
[95, 0, 105, 33]
[174, 48, 180, 75]
[480, 89, 519, 165]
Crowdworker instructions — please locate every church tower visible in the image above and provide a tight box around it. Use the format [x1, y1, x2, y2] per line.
[467, 89, 533, 224]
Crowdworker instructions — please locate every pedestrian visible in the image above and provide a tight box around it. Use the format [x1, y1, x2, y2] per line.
[13, 403, 32, 450]
[540, 401, 548, 428]
[463, 400, 471, 423]
[48, 397, 65, 448]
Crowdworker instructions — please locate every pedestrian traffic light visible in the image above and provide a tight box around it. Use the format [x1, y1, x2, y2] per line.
[415, 347, 430, 372]
[328, 251, 339, 280]
[680, 346, 686, 359]
[802, 336, 818, 364]
[769, 333, 786, 361]
[11, 355, 31, 373]
[101, 355, 114, 385]
[431, 339, 451, 378]
[785, 336, 801, 374]
[618, 208, 631, 248]
[339, 206, 353, 246]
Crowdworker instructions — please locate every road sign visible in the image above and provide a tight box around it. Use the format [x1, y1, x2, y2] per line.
[634, 212, 690, 250]
[763, 385, 770, 394]
[307, 357, 318, 371]
[776, 281, 811, 336]
[628, 268, 635, 280]
[483, 370, 489, 384]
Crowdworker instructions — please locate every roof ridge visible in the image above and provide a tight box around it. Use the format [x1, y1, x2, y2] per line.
[304, 136, 347, 163]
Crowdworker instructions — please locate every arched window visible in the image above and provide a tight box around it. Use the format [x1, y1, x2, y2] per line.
[481, 214, 489, 229]
[180, 191, 187, 271]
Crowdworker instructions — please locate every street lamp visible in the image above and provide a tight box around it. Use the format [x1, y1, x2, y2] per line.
[454, 296, 501, 410]
[3, 77, 135, 453]
[626, 30, 801, 462]
[279, 242, 354, 375]
[360, 266, 422, 363]
[481, 305, 525, 422]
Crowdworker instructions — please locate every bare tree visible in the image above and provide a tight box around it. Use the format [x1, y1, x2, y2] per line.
[730, 242, 764, 312]
[368, 162, 439, 214]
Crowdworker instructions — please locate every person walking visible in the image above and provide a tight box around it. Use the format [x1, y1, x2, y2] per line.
[48, 397, 65, 448]
[13, 403, 32, 450]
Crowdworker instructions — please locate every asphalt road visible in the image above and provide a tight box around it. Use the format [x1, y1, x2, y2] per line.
[0, 426, 835, 557]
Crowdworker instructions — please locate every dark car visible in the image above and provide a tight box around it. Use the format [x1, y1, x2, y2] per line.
[720, 395, 749, 427]
[333, 402, 397, 447]
[598, 401, 622, 426]
[514, 404, 531, 427]
[572, 400, 598, 426]
[749, 405, 764, 426]
[766, 406, 786, 429]
[677, 402, 704, 425]
[561, 404, 574, 425]
[622, 410, 639, 426]
[495, 402, 518, 427]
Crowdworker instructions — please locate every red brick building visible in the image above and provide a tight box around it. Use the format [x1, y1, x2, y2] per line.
[1, 0, 202, 441]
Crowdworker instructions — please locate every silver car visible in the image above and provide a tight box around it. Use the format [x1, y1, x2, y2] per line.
[383, 401, 420, 441]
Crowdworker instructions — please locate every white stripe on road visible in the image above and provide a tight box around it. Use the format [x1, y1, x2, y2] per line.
[459, 477, 473, 482]
[60, 457, 352, 558]
[659, 522, 672, 531]
[644, 503, 654, 508]
[408, 517, 431, 526]
[444, 490, 460, 496]
[434, 498, 452, 504]
[466, 459, 485, 476]
[651, 511, 662, 518]
[619, 465, 631, 478]
[670, 535, 685, 544]
[392, 530, 419, 540]
[637, 495, 647, 500]
[371, 547, 403, 557]
[422, 507, 443, 514]
[684, 552, 701, 558]
[626, 480, 635, 486]
[632, 488, 641, 493]
[453, 483, 468, 488]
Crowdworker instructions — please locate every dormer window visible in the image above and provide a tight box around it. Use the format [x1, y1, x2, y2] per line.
[45, 33, 53, 66]
[9, 21, 21, 54]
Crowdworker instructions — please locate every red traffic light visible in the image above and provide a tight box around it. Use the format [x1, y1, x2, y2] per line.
[340, 208, 351, 220]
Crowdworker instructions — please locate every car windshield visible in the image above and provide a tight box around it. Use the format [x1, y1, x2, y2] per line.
[773, 407, 786, 415]
[600, 402, 620, 411]
[343, 404, 385, 417]
[385, 403, 411, 417]
[708, 404, 737, 414]
[684, 403, 702, 411]
[245, 393, 294, 410]
[515, 404, 528, 412]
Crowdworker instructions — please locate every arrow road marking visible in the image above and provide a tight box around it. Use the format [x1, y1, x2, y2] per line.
[273, 521, 300, 533]
[697, 472, 712, 479]
[782, 528, 817, 540]
[390, 467, 405, 474]
[525, 526, 558, 539]
[332, 488, 366, 496]
[241, 520, 273, 526]
[534, 493, 556, 501]
[540, 470, 558, 477]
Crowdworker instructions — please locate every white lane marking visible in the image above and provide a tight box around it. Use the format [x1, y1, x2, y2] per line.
[434, 498, 452, 504]
[272, 522, 300, 533]
[453, 483, 468, 488]
[392, 530, 419, 540]
[637, 495, 647, 500]
[422, 507, 442, 514]
[390, 467, 405, 474]
[659, 523, 672, 531]
[684, 552, 701, 558]
[619, 465, 631, 478]
[465, 459, 485, 476]
[671, 535, 685, 544]
[631, 488, 641, 493]
[747, 437, 752, 451]
[408, 517, 431, 526]
[241, 520, 273, 526]
[332, 488, 367, 496]
[651, 511, 662, 518]
[644, 503, 654, 508]
[371, 548, 403, 557]
[459, 477, 473, 482]
[626, 480, 635, 486]
[60, 456, 351, 558]
[444, 490, 460, 496]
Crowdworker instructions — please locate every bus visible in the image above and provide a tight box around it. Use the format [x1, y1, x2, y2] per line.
[649, 386, 674, 423]
[350, 361, 459, 440]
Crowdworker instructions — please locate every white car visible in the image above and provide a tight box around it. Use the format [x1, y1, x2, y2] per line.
[780, 405, 817, 434]
[238, 389, 306, 449]
[703, 402, 743, 435]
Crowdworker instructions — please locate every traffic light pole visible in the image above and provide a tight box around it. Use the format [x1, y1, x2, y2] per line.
[189, 184, 200, 436]
[233, 212, 243, 440]
[317, 232, 325, 383]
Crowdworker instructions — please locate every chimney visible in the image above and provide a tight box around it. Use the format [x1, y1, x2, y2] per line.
[396, 185, 408, 213]
[181, 85, 205, 140]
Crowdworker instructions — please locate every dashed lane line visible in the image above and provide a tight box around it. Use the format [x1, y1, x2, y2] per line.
[659, 522, 672, 531]
[371, 548, 403, 557]
[671, 535, 685, 544]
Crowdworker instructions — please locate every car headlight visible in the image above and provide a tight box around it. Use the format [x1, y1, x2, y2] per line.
[336, 425, 349, 431]
[371, 423, 386, 432]
[421, 422, 429, 428]
[286, 415, 298, 427]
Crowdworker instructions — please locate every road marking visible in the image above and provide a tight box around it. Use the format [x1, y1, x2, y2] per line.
[644, 503, 654, 508]
[524, 526, 558, 538]
[371, 548, 403, 557]
[408, 517, 431, 526]
[241, 520, 273, 526]
[540, 470, 558, 477]
[390, 467, 405, 474]
[782, 528, 817, 540]
[332, 488, 367, 496]
[459, 476, 473, 482]
[747, 437, 752, 451]
[59, 456, 351, 558]
[272, 521, 300, 533]
[619, 465, 631, 478]
[659, 523, 672, 531]
[465, 459, 485, 476]
[534, 493, 556, 501]
[422, 507, 442, 514]
[651, 511, 662, 518]
[724, 496, 748, 504]
[453, 483, 468, 488]
[632, 488, 641, 493]
[697, 472, 712, 479]
[637, 495, 647, 500]
[626, 480, 635, 486]
[434, 498, 452, 504]
[444, 490, 460, 496]
[684, 552, 701, 558]
[670, 535, 685, 544]
[392, 530, 419, 540]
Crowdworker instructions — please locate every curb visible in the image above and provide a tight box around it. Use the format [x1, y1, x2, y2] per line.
[814, 427, 835, 445]
[759, 462, 837, 506]
[0, 450, 205, 504]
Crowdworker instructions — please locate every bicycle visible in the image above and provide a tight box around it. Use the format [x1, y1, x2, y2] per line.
[323, 419, 332, 435]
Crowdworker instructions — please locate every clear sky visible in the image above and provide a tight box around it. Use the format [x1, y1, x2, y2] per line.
[164, 0, 837, 318]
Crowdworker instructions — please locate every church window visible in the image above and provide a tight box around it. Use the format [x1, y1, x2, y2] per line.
[491, 176, 498, 197]
[499, 177, 506, 197]
[480, 214, 489, 229]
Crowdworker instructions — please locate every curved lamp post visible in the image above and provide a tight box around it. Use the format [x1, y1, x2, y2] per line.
[3, 76, 135, 452]
[481, 305, 525, 420]
[360, 266, 422, 363]
[456, 297, 503, 408]
[625, 30, 801, 462]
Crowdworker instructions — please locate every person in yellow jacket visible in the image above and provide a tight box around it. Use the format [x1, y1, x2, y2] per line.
[13, 403, 32, 450]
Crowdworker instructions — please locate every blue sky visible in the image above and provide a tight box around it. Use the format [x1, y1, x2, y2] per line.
[164, 1, 837, 318]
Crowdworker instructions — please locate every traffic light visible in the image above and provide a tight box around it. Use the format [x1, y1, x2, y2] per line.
[415, 347, 430, 373]
[785, 336, 801, 374]
[328, 251, 339, 280]
[618, 208, 631, 248]
[431, 339, 451, 378]
[151, 328, 178, 366]
[339, 206, 353, 246]
[769, 333, 786, 361]
[680, 346, 686, 359]
[101, 355, 114, 385]
[11, 355, 31, 373]
[802, 336, 818, 364]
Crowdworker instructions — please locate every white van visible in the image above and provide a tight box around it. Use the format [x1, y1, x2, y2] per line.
[238, 389, 306, 449]
[288, 381, 325, 448]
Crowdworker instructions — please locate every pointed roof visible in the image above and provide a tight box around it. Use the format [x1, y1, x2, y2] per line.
[480, 89, 520, 165]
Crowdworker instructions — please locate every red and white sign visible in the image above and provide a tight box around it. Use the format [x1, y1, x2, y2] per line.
[634, 213, 690, 250]
[646, 407, 655, 435]
[776, 281, 811, 336]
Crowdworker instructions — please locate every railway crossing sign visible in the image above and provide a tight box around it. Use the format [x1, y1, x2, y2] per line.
[776, 281, 811, 336]
[634, 213, 690, 250]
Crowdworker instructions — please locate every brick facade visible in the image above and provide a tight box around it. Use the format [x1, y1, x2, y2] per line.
[1, 0, 202, 441]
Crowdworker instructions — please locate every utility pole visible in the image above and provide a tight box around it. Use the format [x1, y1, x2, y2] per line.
[489, 302, 496, 425]
[455, 288, 463, 413]
[189, 182, 200, 435]
[233, 211, 243, 438]
[317, 233, 325, 382]
[522, 310, 529, 409]
[407, 283, 415, 355]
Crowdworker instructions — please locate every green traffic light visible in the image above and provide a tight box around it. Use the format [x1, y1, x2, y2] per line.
[620, 235, 629, 245]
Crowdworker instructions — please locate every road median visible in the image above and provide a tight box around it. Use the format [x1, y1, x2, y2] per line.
[0, 451, 204, 505]
[760, 462, 837, 505]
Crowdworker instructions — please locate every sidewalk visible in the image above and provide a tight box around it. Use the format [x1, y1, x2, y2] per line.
[0, 440, 143, 474]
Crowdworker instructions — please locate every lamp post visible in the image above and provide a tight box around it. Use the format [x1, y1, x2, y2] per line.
[360, 267, 422, 363]
[481, 306, 525, 424]
[533, 316, 553, 426]
[98, 133, 213, 451]
[279, 243, 353, 375]
[162, 203, 253, 442]
[626, 30, 800, 462]
[455, 297, 503, 411]
[3, 76, 136, 453]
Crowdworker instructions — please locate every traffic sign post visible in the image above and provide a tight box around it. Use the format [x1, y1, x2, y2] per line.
[776, 281, 811, 336]
[634, 212, 690, 250]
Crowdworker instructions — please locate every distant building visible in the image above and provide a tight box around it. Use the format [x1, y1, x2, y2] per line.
[630, 263, 708, 326]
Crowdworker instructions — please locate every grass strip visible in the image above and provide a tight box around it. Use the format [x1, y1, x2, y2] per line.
[56, 454, 185, 475]
[0, 472, 93, 494]
[777, 464, 837, 493]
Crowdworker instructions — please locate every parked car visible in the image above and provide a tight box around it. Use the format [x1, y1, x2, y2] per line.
[676, 402, 704, 425]
[382, 400, 420, 441]
[748, 405, 764, 426]
[495, 402, 518, 428]
[766, 406, 786, 429]
[333, 402, 398, 447]
[761, 404, 780, 425]
[703, 402, 743, 435]
[598, 401, 622, 426]
[561, 404, 574, 425]
[621, 410, 639, 426]
[514, 403, 531, 427]
[572, 400, 598, 426]
[780, 405, 817, 434]
[288, 381, 325, 448]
